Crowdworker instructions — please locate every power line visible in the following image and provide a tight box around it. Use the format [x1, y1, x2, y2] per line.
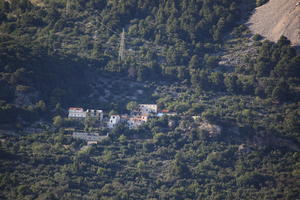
[94, 10, 154, 46]
[57, 9, 170, 64]
[95, 11, 121, 35]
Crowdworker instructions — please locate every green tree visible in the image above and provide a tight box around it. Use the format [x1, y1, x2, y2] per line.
[189, 55, 201, 71]
[118, 134, 127, 144]
[126, 101, 138, 112]
[277, 35, 291, 47]
[256, 0, 269, 7]
[53, 115, 63, 127]
[271, 80, 290, 102]
[224, 75, 239, 93]
[284, 110, 300, 134]
[209, 72, 224, 90]
[35, 100, 46, 112]
[172, 152, 191, 178]
[84, 117, 97, 130]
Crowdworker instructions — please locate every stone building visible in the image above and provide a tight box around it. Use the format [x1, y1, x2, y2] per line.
[68, 107, 103, 121]
[86, 109, 103, 121]
[137, 104, 157, 115]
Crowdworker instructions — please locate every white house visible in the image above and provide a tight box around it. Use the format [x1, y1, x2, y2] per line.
[107, 115, 121, 129]
[138, 104, 157, 115]
[68, 107, 86, 119]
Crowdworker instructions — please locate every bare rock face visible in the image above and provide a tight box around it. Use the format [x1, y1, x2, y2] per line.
[30, 0, 45, 7]
[198, 121, 222, 137]
[247, 0, 300, 46]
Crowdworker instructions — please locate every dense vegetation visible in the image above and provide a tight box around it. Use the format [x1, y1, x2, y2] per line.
[1, 116, 299, 199]
[0, 0, 299, 199]
[0, 0, 242, 127]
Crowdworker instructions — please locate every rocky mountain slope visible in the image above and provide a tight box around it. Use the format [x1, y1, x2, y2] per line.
[248, 0, 300, 46]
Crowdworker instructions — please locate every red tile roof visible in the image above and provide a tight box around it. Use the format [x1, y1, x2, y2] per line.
[69, 107, 83, 111]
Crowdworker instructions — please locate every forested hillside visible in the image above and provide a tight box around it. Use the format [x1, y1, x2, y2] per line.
[0, 0, 299, 199]
[0, 0, 244, 125]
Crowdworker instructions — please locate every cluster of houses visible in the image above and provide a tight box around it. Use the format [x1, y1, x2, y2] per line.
[68, 104, 175, 130]
[68, 104, 176, 144]
[67, 104, 224, 146]
[107, 104, 157, 129]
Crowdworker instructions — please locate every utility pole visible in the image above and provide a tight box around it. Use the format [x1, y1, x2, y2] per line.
[118, 28, 125, 61]
[65, 0, 71, 16]
[93, 30, 98, 40]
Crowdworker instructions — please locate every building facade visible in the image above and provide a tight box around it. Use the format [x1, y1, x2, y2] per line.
[107, 115, 121, 129]
[68, 107, 86, 119]
[68, 107, 103, 121]
[138, 104, 157, 115]
[86, 109, 103, 121]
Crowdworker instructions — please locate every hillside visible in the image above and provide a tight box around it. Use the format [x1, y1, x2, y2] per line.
[248, 0, 300, 46]
[0, 0, 300, 199]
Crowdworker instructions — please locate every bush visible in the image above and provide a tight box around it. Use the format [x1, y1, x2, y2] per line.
[52, 115, 63, 127]
[256, 0, 269, 7]
[237, 172, 271, 188]
[253, 34, 263, 41]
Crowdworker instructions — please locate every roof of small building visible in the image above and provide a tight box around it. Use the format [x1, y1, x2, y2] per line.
[87, 109, 103, 112]
[121, 115, 130, 119]
[87, 141, 98, 145]
[69, 107, 84, 111]
[129, 116, 148, 122]
[139, 104, 157, 107]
